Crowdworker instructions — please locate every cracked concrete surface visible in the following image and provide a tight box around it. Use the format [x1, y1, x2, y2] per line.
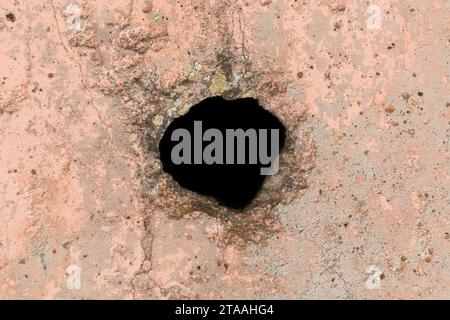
[0, 0, 449, 299]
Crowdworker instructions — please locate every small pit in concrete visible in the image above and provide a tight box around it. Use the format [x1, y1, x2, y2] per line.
[159, 96, 286, 209]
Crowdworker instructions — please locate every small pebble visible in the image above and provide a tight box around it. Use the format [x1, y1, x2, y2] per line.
[142, 2, 153, 13]
[401, 92, 411, 100]
[384, 104, 396, 113]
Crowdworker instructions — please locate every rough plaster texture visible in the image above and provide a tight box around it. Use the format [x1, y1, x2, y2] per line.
[0, 0, 449, 299]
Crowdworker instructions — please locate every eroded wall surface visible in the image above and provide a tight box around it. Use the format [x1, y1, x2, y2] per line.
[0, 0, 449, 299]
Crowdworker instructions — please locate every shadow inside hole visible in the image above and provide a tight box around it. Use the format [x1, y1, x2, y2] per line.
[158, 96, 286, 210]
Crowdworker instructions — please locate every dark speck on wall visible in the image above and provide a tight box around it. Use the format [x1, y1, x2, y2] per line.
[6, 13, 16, 23]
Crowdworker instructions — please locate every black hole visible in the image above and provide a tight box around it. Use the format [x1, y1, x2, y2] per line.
[159, 96, 286, 210]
